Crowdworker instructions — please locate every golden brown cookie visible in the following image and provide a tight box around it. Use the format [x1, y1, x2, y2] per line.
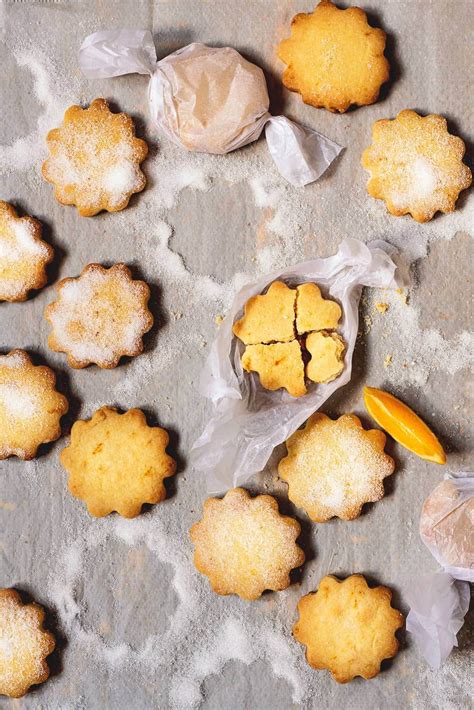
[293, 574, 403, 682]
[0, 201, 53, 302]
[296, 283, 341, 334]
[0, 350, 68, 460]
[190, 488, 305, 600]
[306, 331, 345, 384]
[42, 98, 148, 217]
[60, 406, 176, 518]
[278, 413, 394, 522]
[242, 341, 306, 398]
[362, 110, 472, 222]
[0, 589, 56, 698]
[277, 1, 389, 112]
[233, 281, 296, 344]
[45, 263, 153, 369]
[233, 281, 344, 397]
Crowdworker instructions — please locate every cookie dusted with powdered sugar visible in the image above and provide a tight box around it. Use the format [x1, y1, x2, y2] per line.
[362, 110, 472, 222]
[0, 201, 53, 302]
[42, 98, 148, 216]
[0, 350, 68, 460]
[44, 263, 153, 369]
[279, 413, 394, 522]
[190, 488, 305, 600]
[0, 589, 56, 698]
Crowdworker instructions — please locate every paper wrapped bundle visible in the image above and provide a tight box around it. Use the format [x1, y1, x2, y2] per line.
[406, 472, 473, 669]
[79, 31, 342, 186]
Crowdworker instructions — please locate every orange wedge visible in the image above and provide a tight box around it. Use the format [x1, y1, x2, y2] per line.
[363, 386, 446, 464]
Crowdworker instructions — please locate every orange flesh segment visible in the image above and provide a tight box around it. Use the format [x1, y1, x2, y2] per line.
[363, 386, 446, 465]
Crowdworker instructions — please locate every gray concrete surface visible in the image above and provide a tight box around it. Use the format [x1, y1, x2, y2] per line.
[0, 1, 472, 709]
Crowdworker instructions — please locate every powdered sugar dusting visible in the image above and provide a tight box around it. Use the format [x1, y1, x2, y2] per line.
[0, 383, 37, 419]
[280, 414, 394, 521]
[46, 265, 152, 367]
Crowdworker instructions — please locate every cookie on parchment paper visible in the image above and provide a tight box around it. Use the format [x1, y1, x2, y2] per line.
[42, 98, 148, 217]
[45, 263, 153, 369]
[0, 200, 53, 302]
[0, 588, 56, 698]
[362, 109, 472, 222]
[278, 0, 389, 112]
[279, 413, 394, 522]
[190, 487, 305, 600]
[293, 574, 403, 682]
[60, 406, 176, 518]
[0, 350, 68, 460]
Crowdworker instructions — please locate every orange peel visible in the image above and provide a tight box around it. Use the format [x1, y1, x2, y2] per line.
[363, 386, 446, 464]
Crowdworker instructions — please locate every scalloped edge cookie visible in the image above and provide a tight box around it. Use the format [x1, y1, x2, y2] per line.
[0, 201, 53, 302]
[0, 588, 56, 698]
[190, 487, 305, 600]
[44, 263, 153, 369]
[60, 406, 176, 518]
[277, 0, 389, 112]
[362, 109, 472, 222]
[42, 98, 148, 217]
[0, 349, 69, 460]
[293, 574, 404, 682]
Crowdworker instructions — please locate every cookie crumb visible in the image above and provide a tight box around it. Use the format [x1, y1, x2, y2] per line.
[375, 302, 389, 314]
[383, 354, 392, 368]
[214, 314, 224, 325]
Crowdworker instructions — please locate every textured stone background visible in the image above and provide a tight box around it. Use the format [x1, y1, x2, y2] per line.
[0, 1, 472, 708]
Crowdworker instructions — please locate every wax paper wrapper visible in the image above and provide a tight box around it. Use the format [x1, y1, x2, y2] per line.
[406, 472, 473, 668]
[79, 30, 342, 186]
[190, 238, 404, 493]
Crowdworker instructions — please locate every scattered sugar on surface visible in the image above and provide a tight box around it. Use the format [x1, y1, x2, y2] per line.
[364, 287, 474, 387]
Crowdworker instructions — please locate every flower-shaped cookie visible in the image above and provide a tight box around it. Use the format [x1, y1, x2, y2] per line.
[190, 488, 305, 600]
[294, 574, 404, 683]
[45, 263, 153, 369]
[0, 589, 56, 698]
[42, 98, 148, 216]
[233, 281, 344, 397]
[0, 350, 68, 460]
[60, 406, 176, 518]
[0, 201, 53, 302]
[278, 413, 394, 522]
[277, 0, 389, 112]
[362, 110, 472, 222]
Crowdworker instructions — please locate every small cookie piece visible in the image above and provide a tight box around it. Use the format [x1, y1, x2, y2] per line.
[234, 281, 344, 397]
[190, 488, 305, 600]
[0, 350, 68, 460]
[296, 283, 341, 334]
[242, 341, 306, 398]
[0, 201, 53, 302]
[60, 406, 176, 518]
[362, 110, 472, 222]
[293, 574, 403, 682]
[45, 263, 153, 369]
[233, 281, 296, 344]
[277, 1, 389, 113]
[278, 413, 394, 522]
[0, 589, 55, 698]
[306, 331, 345, 383]
[42, 98, 148, 217]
